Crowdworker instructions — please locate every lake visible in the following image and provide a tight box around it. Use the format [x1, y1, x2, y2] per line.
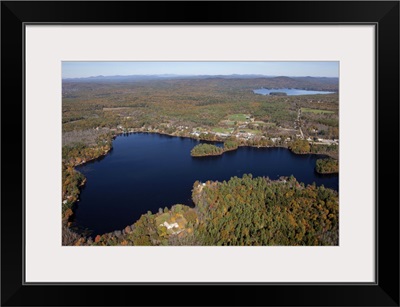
[73, 133, 338, 236]
[253, 88, 336, 96]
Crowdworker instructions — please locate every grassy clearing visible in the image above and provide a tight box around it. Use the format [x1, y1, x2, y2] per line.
[301, 108, 335, 114]
[254, 121, 276, 127]
[212, 127, 234, 134]
[239, 128, 262, 135]
[228, 114, 250, 122]
[219, 120, 235, 126]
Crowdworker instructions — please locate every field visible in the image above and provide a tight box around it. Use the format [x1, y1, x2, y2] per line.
[219, 120, 235, 126]
[253, 121, 276, 127]
[212, 127, 235, 134]
[227, 114, 251, 122]
[238, 128, 262, 135]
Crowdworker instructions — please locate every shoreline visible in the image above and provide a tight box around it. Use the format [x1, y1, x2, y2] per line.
[316, 170, 339, 175]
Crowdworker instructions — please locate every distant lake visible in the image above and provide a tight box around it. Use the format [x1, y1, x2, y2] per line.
[73, 133, 338, 236]
[253, 88, 336, 96]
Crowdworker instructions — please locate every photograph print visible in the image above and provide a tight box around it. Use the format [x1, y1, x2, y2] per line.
[62, 61, 339, 246]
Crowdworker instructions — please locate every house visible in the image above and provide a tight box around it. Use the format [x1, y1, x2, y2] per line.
[160, 221, 179, 230]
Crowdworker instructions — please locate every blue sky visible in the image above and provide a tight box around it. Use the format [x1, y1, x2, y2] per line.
[62, 61, 338, 79]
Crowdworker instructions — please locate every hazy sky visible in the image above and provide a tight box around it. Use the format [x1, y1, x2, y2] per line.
[62, 61, 339, 79]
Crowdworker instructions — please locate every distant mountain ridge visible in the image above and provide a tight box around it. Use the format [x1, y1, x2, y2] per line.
[63, 74, 338, 83]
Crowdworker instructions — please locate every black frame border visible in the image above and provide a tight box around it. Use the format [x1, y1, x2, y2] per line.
[1, 1, 399, 306]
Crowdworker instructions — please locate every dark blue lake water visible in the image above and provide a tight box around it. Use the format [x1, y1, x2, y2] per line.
[73, 133, 338, 236]
[253, 88, 335, 96]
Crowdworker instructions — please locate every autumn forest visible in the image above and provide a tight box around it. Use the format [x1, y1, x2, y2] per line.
[62, 72, 339, 246]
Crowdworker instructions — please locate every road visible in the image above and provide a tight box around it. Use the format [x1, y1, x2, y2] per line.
[296, 108, 304, 139]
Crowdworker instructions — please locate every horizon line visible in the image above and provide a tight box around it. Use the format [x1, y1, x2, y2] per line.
[63, 74, 338, 80]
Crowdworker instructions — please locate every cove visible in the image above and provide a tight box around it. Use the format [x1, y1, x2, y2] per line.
[73, 133, 338, 236]
[253, 88, 336, 96]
